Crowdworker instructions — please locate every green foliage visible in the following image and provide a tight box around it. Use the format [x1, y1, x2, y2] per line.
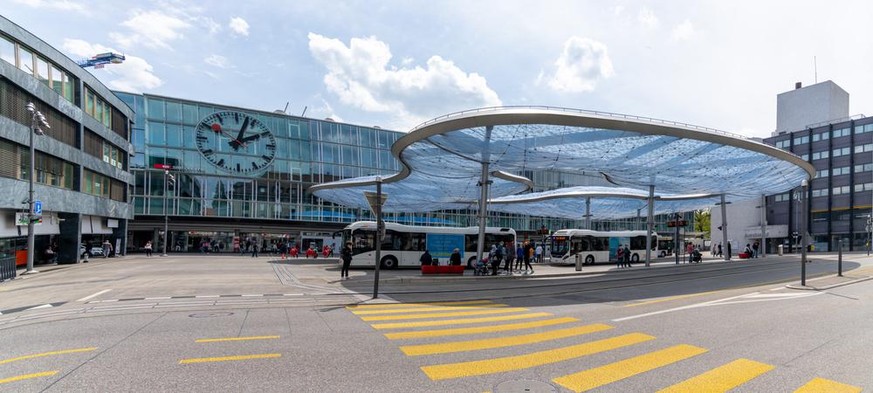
[694, 209, 711, 239]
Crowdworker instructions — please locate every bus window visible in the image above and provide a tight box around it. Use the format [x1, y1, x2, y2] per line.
[630, 236, 645, 250]
[352, 231, 375, 253]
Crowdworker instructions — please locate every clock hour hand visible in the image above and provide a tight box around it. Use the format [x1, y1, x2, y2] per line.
[240, 133, 262, 143]
[232, 117, 250, 150]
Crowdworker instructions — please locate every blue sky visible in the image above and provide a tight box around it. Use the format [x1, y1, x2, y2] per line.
[3, 0, 872, 137]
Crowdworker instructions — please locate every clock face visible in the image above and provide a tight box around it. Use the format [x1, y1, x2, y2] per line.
[195, 111, 277, 174]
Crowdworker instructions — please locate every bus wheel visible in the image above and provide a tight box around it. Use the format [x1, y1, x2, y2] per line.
[466, 257, 476, 268]
[659, 251, 666, 258]
[381, 256, 398, 269]
[632, 253, 640, 263]
[585, 255, 594, 265]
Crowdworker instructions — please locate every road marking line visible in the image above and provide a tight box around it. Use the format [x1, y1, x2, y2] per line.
[0, 347, 98, 365]
[77, 289, 112, 302]
[421, 333, 654, 381]
[179, 353, 281, 364]
[0, 371, 58, 385]
[624, 290, 724, 307]
[26, 304, 53, 311]
[794, 377, 862, 393]
[361, 307, 528, 322]
[372, 312, 553, 330]
[553, 344, 708, 392]
[195, 295, 220, 298]
[385, 317, 580, 340]
[352, 304, 508, 315]
[144, 297, 171, 300]
[401, 324, 614, 356]
[613, 293, 757, 322]
[196, 335, 280, 343]
[656, 358, 774, 393]
[348, 300, 495, 309]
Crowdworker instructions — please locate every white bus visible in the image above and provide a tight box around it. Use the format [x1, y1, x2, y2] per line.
[550, 229, 662, 265]
[341, 221, 517, 269]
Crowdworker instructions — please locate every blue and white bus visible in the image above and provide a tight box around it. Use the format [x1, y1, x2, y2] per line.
[550, 229, 662, 265]
[342, 221, 517, 269]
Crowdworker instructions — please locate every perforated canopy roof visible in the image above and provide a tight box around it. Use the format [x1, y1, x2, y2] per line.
[311, 106, 813, 216]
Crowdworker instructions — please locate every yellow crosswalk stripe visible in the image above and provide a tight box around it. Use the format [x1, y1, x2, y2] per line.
[371, 312, 553, 330]
[794, 377, 862, 393]
[0, 347, 98, 365]
[401, 324, 614, 356]
[361, 307, 528, 322]
[384, 317, 580, 339]
[0, 371, 58, 385]
[179, 353, 282, 364]
[351, 304, 508, 315]
[347, 300, 495, 310]
[657, 358, 774, 393]
[421, 332, 654, 381]
[553, 344, 708, 392]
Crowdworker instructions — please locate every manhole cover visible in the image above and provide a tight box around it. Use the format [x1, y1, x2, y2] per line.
[494, 379, 557, 393]
[188, 312, 234, 318]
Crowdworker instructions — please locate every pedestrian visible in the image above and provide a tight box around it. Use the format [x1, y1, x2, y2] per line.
[279, 241, 287, 260]
[340, 242, 353, 280]
[523, 241, 534, 274]
[623, 244, 631, 268]
[419, 249, 433, 266]
[44, 244, 57, 263]
[515, 244, 524, 271]
[491, 244, 504, 275]
[144, 241, 153, 257]
[251, 243, 259, 258]
[102, 239, 112, 258]
[449, 248, 462, 266]
[616, 245, 624, 269]
[535, 243, 543, 263]
[726, 242, 732, 259]
[503, 242, 514, 273]
[290, 245, 299, 258]
[752, 241, 759, 258]
[717, 243, 723, 257]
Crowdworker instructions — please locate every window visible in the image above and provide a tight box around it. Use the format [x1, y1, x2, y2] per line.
[832, 186, 850, 195]
[17, 46, 33, 73]
[832, 147, 851, 157]
[0, 35, 14, 65]
[832, 166, 850, 176]
[854, 183, 873, 193]
[833, 128, 851, 138]
[811, 189, 826, 198]
[855, 144, 873, 154]
[855, 163, 873, 173]
[84, 87, 113, 128]
[793, 136, 809, 145]
[812, 151, 829, 160]
[800, 154, 808, 161]
[814, 169, 829, 178]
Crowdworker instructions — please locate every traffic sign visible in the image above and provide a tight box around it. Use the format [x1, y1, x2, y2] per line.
[153, 163, 174, 169]
[34, 200, 42, 215]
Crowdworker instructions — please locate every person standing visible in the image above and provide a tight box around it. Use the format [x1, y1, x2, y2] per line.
[449, 248, 462, 266]
[144, 241, 153, 257]
[752, 241, 759, 258]
[515, 243, 524, 271]
[340, 242, 353, 280]
[523, 241, 534, 274]
[420, 249, 433, 266]
[503, 242, 514, 273]
[535, 244, 543, 263]
[623, 244, 631, 268]
[102, 239, 112, 258]
[616, 245, 624, 269]
[251, 243, 259, 258]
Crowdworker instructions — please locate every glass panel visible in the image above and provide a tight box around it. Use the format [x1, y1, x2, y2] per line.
[95, 98, 103, 125]
[0, 35, 14, 65]
[147, 122, 166, 145]
[36, 57, 49, 85]
[18, 46, 33, 73]
[182, 104, 198, 124]
[86, 89, 95, 117]
[166, 124, 182, 147]
[147, 99, 165, 119]
[50, 65, 63, 95]
[165, 101, 182, 122]
[62, 73, 74, 102]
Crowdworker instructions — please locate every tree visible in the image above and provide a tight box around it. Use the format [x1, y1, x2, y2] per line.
[694, 209, 711, 239]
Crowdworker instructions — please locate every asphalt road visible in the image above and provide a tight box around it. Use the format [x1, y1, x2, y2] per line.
[0, 252, 870, 392]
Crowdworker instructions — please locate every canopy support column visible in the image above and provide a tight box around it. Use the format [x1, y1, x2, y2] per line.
[585, 197, 591, 230]
[760, 194, 767, 258]
[476, 125, 493, 265]
[721, 193, 730, 261]
[645, 185, 654, 267]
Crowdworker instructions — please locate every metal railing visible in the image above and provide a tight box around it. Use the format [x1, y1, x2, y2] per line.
[0, 257, 16, 281]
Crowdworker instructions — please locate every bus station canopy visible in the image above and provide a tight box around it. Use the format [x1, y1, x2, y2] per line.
[311, 106, 814, 216]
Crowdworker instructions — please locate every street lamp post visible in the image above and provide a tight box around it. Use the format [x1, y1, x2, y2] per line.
[364, 177, 387, 299]
[162, 169, 175, 257]
[24, 102, 48, 275]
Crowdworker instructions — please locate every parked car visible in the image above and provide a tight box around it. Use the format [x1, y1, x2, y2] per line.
[80, 245, 105, 257]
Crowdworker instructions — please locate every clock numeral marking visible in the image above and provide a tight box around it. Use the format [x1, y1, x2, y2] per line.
[216, 159, 225, 167]
[262, 155, 272, 162]
[266, 144, 276, 151]
[251, 162, 259, 170]
[234, 113, 239, 123]
[216, 114, 223, 124]
[201, 149, 213, 156]
[259, 131, 271, 137]
[196, 135, 208, 141]
[236, 163, 241, 172]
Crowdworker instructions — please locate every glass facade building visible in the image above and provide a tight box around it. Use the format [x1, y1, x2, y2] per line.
[0, 16, 133, 264]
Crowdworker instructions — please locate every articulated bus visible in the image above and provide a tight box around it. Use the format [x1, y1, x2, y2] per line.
[342, 221, 516, 269]
[550, 229, 662, 265]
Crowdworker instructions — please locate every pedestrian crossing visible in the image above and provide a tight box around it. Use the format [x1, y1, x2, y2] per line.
[346, 300, 862, 392]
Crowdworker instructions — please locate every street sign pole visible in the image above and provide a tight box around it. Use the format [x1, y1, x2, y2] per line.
[364, 178, 388, 299]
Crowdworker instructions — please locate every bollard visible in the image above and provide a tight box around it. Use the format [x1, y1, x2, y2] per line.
[778, 244, 783, 256]
[575, 254, 582, 271]
[838, 240, 843, 277]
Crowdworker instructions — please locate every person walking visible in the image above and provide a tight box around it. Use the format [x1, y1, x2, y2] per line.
[102, 239, 112, 258]
[503, 242, 514, 274]
[515, 244, 524, 271]
[717, 243, 723, 257]
[616, 246, 624, 269]
[523, 241, 534, 274]
[623, 244, 631, 267]
[340, 242, 353, 280]
[144, 241, 153, 257]
[251, 243, 259, 258]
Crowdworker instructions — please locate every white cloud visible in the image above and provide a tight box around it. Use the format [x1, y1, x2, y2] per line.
[204, 54, 231, 68]
[10, 0, 85, 12]
[637, 7, 659, 28]
[62, 38, 162, 92]
[229, 17, 250, 36]
[672, 20, 696, 41]
[110, 9, 190, 50]
[541, 36, 614, 93]
[307, 33, 501, 126]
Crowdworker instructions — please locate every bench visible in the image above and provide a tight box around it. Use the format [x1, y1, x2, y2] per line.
[421, 265, 465, 275]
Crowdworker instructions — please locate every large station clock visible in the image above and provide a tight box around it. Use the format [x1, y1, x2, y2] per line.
[195, 111, 277, 174]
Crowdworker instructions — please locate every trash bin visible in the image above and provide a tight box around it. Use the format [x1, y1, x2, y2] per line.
[778, 245, 783, 256]
[575, 254, 582, 271]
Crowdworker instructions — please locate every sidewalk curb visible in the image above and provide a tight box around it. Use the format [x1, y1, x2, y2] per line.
[785, 275, 873, 291]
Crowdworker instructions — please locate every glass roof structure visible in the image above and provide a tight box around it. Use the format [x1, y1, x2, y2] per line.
[311, 106, 814, 216]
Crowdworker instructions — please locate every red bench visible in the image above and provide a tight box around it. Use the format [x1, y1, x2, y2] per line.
[738, 252, 751, 259]
[421, 265, 465, 275]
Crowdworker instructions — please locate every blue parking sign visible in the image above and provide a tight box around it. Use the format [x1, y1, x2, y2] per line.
[34, 200, 42, 215]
